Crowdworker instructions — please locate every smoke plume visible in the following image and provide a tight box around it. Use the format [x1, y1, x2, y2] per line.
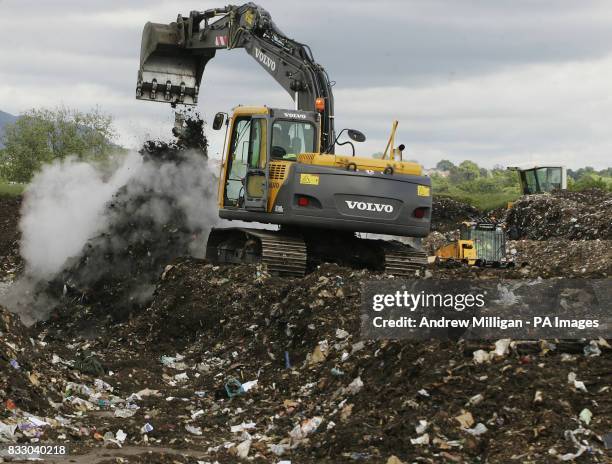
[3, 116, 219, 323]
[19, 152, 142, 279]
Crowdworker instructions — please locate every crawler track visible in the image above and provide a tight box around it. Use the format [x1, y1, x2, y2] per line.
[245, 229, 307, 277]
[206, 227, 426, 277]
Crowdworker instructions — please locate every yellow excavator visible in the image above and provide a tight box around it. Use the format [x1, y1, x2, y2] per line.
[136, 3, 432, 276]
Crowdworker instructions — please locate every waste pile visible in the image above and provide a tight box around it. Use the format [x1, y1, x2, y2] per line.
[47, 112, 213, 321]
[0, 262, 603, 462]
[431, 196, 481, 232]
[0, 116, 610, 461]
[0, 196, 22, 277]
[420, 231, 455, 257]
[509, 239, 612, 278]
[505, 189, 612, 240]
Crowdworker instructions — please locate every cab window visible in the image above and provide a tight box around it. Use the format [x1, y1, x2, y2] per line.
[535, 167, 562, 192]
[248, 119, 266, 169]
[225, 117, 251, 205]
[521, 169, 538, 194]
[271, 120, 315, 160]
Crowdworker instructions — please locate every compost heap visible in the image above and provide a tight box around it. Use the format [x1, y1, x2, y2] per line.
[0, 260, 610, 463]
[0, 196, 22, 277]
[47, 113, 212, 321]
[431, 196, 481, 232]
[505, 189, 612, 240]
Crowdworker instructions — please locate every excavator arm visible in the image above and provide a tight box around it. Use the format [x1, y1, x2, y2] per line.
[136, 2, 335, 149]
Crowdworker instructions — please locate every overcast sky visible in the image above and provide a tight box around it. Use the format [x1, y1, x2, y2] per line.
[1, 0, 612, 168]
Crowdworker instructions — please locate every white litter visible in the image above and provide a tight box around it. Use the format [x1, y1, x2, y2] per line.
[410, 433, 430, 445]
[268, 443, 290, 456]
[231, 422, 256, 433]
[241, 380, 258, 392]
[336, 328, 349, 339]
[567, 372, 588, 393]
[494, 339, 511, 356]
[114, 408, 136, 418]
[578, 408, 592, 425]
[185, 425, 203, 435]
[289, 416, 323, 440]
[191, 409, 205, 420]
[234, 439, 251, 458]
[346, 376, 364, 395]
[467, 394, 484, 406]
[115, 429, 127, 443]
[415, 420, 428, 434]
[473, 350, 491, 364]
[466, 423, 488, 436]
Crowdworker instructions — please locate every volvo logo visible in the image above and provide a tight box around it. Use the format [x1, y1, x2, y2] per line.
[283, 112, 306, 119]
[255, 48, 276, 71]
[345, 200, 394, 213]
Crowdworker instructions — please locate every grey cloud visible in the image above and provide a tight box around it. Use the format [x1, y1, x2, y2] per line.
[1, 0, 611, 168]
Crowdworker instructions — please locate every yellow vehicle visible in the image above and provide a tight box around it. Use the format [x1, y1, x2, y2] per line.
[136, 4, 432, 276]
[435, 220, 512, 267]
[434, 240, 477, 266]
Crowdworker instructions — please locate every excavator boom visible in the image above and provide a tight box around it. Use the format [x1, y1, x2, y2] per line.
[136, 3, 335, 149]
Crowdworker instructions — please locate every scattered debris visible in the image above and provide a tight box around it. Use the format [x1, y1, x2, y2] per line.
[454, 411, 475, 429]
[1, 153, 610, 462]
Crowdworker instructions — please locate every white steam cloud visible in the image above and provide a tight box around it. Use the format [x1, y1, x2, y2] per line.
[3, 148, 220, 324]
[19, 150, 219, 279]
[20, 152, 141, 278]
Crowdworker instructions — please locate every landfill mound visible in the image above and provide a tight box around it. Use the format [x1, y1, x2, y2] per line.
[505, 189, 612, 240]
[0, 196, 22, 277]
[0, 305, 59, 417]
[510, 239, 612, 277]
[2, 263, 608, 463]
[48, 113, 212, 321]
[431, 196, 481, 232]
[1, 119, 611, 461]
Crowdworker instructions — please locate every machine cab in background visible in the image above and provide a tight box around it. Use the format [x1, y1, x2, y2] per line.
[215, 106, 320, 212]
[507, 165, 567, 195]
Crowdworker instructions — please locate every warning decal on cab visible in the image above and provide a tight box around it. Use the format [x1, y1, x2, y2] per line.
[417, 185, 430, 197]
[300, 174, 320, 185]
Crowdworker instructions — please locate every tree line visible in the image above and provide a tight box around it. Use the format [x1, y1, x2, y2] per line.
[0, 107, 117, 183]
[1, 107, 610, 198]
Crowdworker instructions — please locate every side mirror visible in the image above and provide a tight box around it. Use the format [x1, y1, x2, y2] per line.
[212, 112, 225, 130]
[347, 129, 366, 143]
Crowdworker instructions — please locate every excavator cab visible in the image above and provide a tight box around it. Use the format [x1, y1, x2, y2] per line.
[215, 106, 321, 212]
[212, 105, 432, 237]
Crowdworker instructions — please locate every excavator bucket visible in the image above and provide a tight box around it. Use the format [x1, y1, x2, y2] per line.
[136, 21, 213, 105]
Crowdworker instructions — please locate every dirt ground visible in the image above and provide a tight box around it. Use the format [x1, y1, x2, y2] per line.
[0, 196, 22, 277]
[0, 188, 611, 463]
